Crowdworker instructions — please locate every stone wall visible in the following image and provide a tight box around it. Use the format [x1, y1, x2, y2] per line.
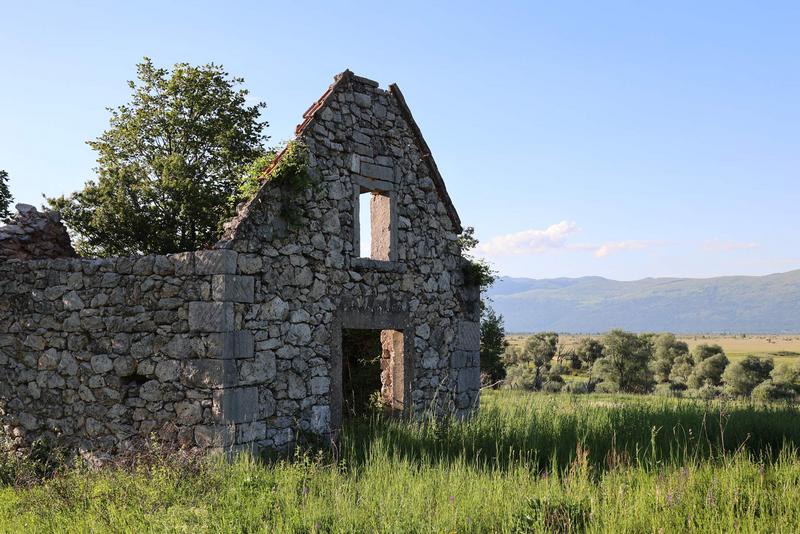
[0, 71, 481, 457]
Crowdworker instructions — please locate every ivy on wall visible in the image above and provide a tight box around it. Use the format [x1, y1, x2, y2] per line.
[238, 140, 313, 224]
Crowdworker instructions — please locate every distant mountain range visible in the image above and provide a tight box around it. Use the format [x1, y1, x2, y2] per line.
[487, 270, 800, 334]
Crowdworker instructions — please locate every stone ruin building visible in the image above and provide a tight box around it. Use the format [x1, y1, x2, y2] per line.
[0, 70, 481, 457]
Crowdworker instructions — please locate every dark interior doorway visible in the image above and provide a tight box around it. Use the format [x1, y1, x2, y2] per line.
[341, 328, 405, 419]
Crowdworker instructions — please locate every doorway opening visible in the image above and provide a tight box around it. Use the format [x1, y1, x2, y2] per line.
[341, 328, 405, 419]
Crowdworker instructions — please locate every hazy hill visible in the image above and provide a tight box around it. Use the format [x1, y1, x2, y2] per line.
[487, 270, 800, 333]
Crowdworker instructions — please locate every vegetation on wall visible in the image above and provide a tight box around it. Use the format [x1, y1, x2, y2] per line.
[0, 170, 11, 220]
[238, 140, 312, 224]
[457, 226, 495, 290]
[48, 58, 267, 256]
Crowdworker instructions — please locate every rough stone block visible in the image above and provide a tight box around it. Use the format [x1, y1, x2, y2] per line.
[237, 420, 266, 443]
[194, 424, 235, 448]
[212, 275, 254, 303]
[213, 386, 259, 423]
[207, 331, 254, 359]
[195, 250, 238, 275]
[188, 301, 234, 333]
[456, 321, 480, 351]
[182, 359, 231, 388]
[170, 252, 194, 275]
[457, 366, 480, 394]
[450, 350, 470, 368]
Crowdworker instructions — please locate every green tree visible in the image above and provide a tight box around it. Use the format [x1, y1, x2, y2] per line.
[593, 330, 654, 393]
[575, 336, 604, 385]
[687, 353, 729, 389]
[751, 380, 795, 402]
[770, 361, 800, 394]
[0, 170, 12, 220]
[669, 353, 694, 386]
[722, 356, 774, 397]
[523, 332, 559, 390]
[49, 58, 267, 256]
[479, 306, 508, 384]
[692, 344, 725, 364]
[652, 333, 689, 383]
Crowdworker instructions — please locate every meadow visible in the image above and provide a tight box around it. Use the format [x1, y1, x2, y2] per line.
[2, 390, 800, 532]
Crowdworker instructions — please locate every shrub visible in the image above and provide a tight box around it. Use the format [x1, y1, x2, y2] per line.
[504, 363, 539, 391]
[564, 380, 593, 394]
[722, 356, 774, 397]
[691, 384, 724, 400]
[687, 353, 729, 389]
[771, 362, 800, 394]
[594, 381, 620, 394]
[593, 330, 654, 393]
[654, 383, 683, 398]
[542, 375, 565, 393]
[692, 344, 725, 364]
[669, 353, 694, 386]
[751, 380, 795, 402]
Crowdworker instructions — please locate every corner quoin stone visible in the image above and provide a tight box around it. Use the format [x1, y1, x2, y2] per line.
[195, 249, 238, 275]
[206, 331, 254, 359]
[188, 301, 235, 333]
[212, 275, 255, 303]
[213, 387, 259, 423]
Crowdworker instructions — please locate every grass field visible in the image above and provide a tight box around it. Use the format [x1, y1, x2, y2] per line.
[508, 333, 800, 364]
[3, 391, 800, 532]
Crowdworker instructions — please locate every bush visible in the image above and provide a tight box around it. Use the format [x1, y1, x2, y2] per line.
[722, 356, 774, 397]
[654, 383, 683, 398]
[752, 380, 796, 402]
[542, 375, 565, 393]
[504, 363, 539, 391]
[771, 362, 800, 394]
[691, 384, 724, 400]
[594, 381, 620, 394]
[564, 380, 593, 394]
[687, 353, 729, 389]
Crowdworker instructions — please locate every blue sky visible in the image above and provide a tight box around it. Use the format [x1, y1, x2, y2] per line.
[1, 1, 798, 280]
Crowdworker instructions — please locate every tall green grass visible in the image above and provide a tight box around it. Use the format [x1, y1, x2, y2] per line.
[2, 391, 800, 532]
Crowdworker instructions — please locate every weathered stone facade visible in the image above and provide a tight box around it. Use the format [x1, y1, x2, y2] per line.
[0, 71, 481, 457]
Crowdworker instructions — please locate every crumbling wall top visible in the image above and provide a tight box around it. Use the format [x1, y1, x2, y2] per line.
[0, 204, 76, 260]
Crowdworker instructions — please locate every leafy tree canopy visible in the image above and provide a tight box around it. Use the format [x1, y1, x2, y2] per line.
[0, 170, 12, 220]
[49, 58, 267, 256]
[652, 333, 689, 383]
[594, 329, 654, 393]
[692, 344, 725, 364]
[479, 306, 508, 384]
[687, 353, 729, 389]
[722, 355, 774, 397]
[575, 337, 604, 367]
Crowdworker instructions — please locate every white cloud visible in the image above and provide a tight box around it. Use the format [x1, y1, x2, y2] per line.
[701, 240, 759, 252]
[594, 240, 660, 258]
[476, 221, 579, 256]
